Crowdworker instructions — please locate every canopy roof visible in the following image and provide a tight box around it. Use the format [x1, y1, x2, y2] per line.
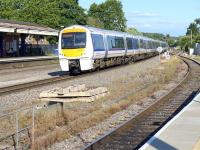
[0, 19, 58, 36]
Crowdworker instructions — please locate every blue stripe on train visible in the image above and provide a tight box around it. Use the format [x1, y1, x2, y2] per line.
[94, 48, 105, 51]
[109, 48, 125, 51]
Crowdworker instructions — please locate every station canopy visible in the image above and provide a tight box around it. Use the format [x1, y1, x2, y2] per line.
[0, 19, 58, 36]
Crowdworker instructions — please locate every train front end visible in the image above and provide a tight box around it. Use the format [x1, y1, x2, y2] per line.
[58, 25, 93, 73]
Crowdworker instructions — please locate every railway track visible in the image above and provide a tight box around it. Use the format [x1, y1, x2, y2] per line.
[0, 55, 156, 96]
[84, 56, 200, 150]
[0, 75, 73, 95]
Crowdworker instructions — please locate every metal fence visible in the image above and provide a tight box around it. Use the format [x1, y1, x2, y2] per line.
[0, 103, 62, 150]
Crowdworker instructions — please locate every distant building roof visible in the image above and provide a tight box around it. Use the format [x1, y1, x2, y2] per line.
[0, 19, 58, 36]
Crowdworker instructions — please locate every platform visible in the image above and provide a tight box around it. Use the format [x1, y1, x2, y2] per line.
[0, 56, 58, 63]
[140, 92, 200, 150]
[0, 56, 59, 70]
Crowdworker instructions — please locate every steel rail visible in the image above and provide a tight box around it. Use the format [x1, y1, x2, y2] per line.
[0, 55, 157, 96]
[83, 56, 200, 150]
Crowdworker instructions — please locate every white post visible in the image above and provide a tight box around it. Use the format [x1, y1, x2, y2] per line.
[32, 107, 35, 148]
[16, 112, 19, 149]
[191, 30, 192, 48]
[159, 52, 161, 63]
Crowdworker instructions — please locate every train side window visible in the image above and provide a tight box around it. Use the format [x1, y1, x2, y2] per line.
[126, 38, 133, 49]
[140, 39, 145, 49]
[115, 37, 125, 49]
[132, 38, 139, 49]
[107, 36, 125, 50]
[107, 36, 114, 49]
[92, 34, 105, 51]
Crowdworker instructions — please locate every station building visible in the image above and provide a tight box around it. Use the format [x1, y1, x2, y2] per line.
[0, 19, 59, 57]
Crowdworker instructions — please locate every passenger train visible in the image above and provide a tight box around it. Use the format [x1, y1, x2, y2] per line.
[58, 25, 168, 74]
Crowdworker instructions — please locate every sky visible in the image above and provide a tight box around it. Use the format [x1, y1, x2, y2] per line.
[79, 0, 200, 36]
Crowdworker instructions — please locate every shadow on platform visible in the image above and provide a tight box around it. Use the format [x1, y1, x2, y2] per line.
[149, 137, 178, 150]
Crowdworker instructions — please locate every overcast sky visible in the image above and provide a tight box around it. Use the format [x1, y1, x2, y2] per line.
[79, 0, 200, 36]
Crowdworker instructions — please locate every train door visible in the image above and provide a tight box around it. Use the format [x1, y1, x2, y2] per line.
[124, 36, 128, 56]
[0, 34, 3, 57]
[103, 34, 108, 58]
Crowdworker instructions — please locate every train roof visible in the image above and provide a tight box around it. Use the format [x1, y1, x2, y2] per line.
[62, 25, 167, 44]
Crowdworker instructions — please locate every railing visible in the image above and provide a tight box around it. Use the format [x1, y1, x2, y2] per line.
[0, 102, 63, 149]
[0, 107, 34, 149]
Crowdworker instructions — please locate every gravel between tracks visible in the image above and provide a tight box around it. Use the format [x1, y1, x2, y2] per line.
[0, 56, 161, 114]
[0, 56, 188, 149]
[49, 57, 187, 150]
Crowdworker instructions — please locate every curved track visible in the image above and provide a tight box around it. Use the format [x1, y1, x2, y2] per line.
[84, 56, 200, 150]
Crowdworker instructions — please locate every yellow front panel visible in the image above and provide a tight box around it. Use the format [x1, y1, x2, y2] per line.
[61, 28, 86, 57]
[62, 48, 85, 57]
[63, 28, 86, 33]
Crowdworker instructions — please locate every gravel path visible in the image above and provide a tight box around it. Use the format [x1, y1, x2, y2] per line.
[0, 56, 161, 114]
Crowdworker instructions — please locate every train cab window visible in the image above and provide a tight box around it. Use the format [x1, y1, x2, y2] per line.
[107, 36, 125, 50]
[126, 38, 133, 49]
[62, 32, 86, 49]
[92, 34, 105, 51]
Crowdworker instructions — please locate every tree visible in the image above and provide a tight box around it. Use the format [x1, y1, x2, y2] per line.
[0, 0, 87, 29]
[58, 0, 87, 28]
[178, 36, 191, 52]
[87, 17, 104, 28]
[195, 18, 200, 26]
[186, 22, 199, 36]
[126, 27, 142, 35]
[88, 0, 127, 31]
[17, 0, 60, 28]
[142, 32, 166, 41]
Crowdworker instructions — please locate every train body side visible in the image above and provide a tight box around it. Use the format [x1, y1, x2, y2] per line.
[58, 25, 168, 73]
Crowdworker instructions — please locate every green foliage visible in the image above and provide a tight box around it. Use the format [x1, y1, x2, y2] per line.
[167, 38, 176, 47]
[186, 22, 199, 36]
[178, 36, 191, 52]
[126, 27, 142, 35]
[88, 0, 127, 31]
[0, 0, 87, 29]
[87, 17, 104, 28]
[142, 32, 167, 41]
[177, 17, 200, 52]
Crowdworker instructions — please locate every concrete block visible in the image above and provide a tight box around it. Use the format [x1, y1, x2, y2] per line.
[40, 85, 108, 103]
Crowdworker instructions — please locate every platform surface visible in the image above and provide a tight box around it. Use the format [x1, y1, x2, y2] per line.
[140, 93, 200, 150]
[0, 55, 58, 63]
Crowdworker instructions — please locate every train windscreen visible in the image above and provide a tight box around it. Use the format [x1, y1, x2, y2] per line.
[62, 32, 86, 49]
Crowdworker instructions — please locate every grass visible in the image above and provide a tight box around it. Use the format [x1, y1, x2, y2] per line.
[33, 56, 185, 149]
[192, 56, 200, 62]
[0, 56, 187, 149]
